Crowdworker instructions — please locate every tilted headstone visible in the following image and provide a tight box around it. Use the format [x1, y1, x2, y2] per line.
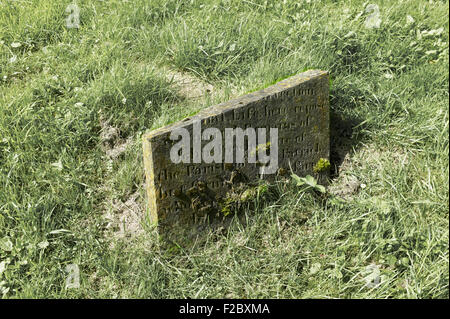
[143, 70, 330, 240]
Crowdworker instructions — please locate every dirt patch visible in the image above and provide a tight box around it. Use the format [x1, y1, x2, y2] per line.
[328, 173, 361, 199]
[99, 112, 144, 240]
[104, 190, 145, 239]
[165, 69, 215, 99]
[99, 112, 132, 160]
[328, 144, 408, 199]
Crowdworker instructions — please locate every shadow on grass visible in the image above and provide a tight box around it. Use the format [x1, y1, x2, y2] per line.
[329, 86, 367, 179]
[329, 111, 364, 178]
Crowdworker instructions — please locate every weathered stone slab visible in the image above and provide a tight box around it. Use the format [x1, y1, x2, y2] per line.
[143, 70, 329, 240]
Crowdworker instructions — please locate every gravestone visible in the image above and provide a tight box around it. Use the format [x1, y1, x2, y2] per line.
[143, 70, 330, 240]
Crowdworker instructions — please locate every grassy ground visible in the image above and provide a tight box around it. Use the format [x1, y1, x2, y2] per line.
[0, 0, 448, 298]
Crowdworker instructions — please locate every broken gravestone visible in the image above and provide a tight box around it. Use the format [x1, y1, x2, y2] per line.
[143, 70, 330, 241]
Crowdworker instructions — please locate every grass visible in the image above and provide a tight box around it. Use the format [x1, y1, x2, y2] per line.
[0, 0, 448, 298]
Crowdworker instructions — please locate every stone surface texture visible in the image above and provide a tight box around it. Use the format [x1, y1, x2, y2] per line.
[143, 70, 330, 239]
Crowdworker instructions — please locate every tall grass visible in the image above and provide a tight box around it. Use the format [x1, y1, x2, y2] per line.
[0, 0, 448, 298]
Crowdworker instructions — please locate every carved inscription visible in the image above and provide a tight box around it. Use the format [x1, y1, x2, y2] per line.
[143, 70, 330, 236]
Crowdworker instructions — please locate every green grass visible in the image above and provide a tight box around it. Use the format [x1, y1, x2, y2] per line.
[0, 0, 448, 298]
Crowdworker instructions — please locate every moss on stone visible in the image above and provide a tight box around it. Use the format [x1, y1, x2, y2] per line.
[313, 158, 331, 173]
[219, 181, 269, 216]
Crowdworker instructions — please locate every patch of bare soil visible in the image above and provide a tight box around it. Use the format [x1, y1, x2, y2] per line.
[99, 114, 132, 160]
[104, 190, 145, 239]
[165, 69, 215, 99]
[99, 112, 144, 240]
[328, 172, 361, 199]
[328, 143, 408, 199]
